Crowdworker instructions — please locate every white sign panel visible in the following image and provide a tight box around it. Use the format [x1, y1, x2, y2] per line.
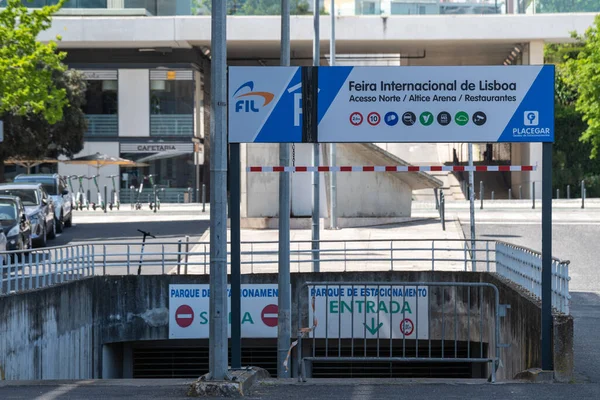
[169, 284, 283, 339]
[228, 65, 554, 144]
[309, 285, 429, 339]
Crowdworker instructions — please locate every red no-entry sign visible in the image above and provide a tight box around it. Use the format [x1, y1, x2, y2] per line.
[175, 305, 194, 328]
[261, 304, 278, 327]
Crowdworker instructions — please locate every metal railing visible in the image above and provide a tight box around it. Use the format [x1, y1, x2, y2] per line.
[150, 114, 193, 136]
[0, 238, 571, 316]
[85, 114, 118, 136]
[296, 281, 506, 383]
[495, 242, 571, 314]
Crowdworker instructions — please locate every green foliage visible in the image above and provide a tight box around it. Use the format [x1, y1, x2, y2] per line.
[193, 0, 314, 15]
[0, 69, 88, 162]
[562, 15, 600, 159]
[0, 0, 68, 124]
[536, 0, 600, 13]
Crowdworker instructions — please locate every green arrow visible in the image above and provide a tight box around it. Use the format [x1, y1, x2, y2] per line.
[364, 318, 384, 335]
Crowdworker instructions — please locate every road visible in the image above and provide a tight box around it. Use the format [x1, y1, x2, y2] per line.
[460, 205, 600, 384]
[1, 379, 600, 399]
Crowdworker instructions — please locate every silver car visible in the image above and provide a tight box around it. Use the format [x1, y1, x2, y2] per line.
[14, 173, 73, 233]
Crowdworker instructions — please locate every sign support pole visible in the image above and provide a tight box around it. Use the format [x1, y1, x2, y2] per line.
[277, 0, 292, 379]
[230, 143, 241, 370]
[312, 0, 321, 272]
[329, 0, 338, 230]
[468, 143, 476, 271]
[208, 0, 228, 380]
[541, 141, 553, 370]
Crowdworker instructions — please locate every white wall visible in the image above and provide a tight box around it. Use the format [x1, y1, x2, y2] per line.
[118, 69, 150, 137]
[58, 142, 120, 202]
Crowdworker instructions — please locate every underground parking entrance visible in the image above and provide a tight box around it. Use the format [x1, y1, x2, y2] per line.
[104, 339, 489, 379]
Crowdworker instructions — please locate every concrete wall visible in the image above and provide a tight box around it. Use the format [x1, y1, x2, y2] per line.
[57, 141, 120, 201]
[0, 272, 573, 381]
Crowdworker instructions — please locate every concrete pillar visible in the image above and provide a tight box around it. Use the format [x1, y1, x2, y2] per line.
[512, 40, 544, 199]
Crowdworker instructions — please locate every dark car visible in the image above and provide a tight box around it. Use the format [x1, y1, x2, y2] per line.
[0, 183, 56, 247]
[0, 195, 32, 253]
[14, 173, 73, 232]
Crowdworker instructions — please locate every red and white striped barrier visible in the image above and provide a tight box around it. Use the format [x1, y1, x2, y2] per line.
[247, 165, 536, 173]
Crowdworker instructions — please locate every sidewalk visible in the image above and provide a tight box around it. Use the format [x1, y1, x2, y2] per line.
[180, 217, 471, 275]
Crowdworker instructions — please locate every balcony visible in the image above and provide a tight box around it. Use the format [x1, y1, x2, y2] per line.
[1, 0, 193, 16]
[150, 115, 194, 137]
[85, 114, 118, 137]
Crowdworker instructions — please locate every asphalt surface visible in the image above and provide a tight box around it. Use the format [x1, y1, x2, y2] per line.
[461, 207, 600, 385]
[1, 379, 600, 399]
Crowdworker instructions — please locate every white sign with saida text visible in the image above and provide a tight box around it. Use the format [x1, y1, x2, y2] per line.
[169, 284, 284, 339]
[309, 285, 429, 339]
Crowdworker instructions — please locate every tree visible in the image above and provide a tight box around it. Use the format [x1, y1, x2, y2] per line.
[0, 0, 87, 181]
[0, 69, 88, 180]
[0, 0, 69, 124]
[536, 0, 600, 13]
[562, 15, 600, 159]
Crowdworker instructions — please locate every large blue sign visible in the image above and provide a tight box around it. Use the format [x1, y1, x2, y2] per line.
[228, 65, 555, 144]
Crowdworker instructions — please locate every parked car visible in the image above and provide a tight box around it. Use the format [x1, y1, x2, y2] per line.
[14, 173, 73, 232]
[0, 195, 32, 257]
[0, 183, 55, 247]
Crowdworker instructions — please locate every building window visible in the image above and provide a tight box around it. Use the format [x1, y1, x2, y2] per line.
[7, 0, 108, 7]
[150, 70, 194, 137]
[81, 70, 118, 137]
[361, 1, 376, 15]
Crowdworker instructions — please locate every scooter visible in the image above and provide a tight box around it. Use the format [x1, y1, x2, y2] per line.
[147, 174, 160, 211]
[89, 175, 105, 211]
[67, 175, 78, 208]
[107, 174, 120, 210]
[76, 175, 89, 210]
[135, 177, 145, 210]
[137, 229, 156, 275]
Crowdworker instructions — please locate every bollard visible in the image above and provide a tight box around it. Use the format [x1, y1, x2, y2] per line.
[434, 187, 439, 210]
[556, 188, 559, 199]
[567, 185, 571, 199]
[440, 192, 446, 231]
[508, 188, 512, 200]
[153, 185, 157, 214]
[87, 189, 91, 206]
[491, 191, 495, 201]
[104, 185, 107, 213]
[130, 186, 135, 209]
[581, 180, 585, 209]
[532, 181, 536, 209]
[480, 181, 484, 209]
[202, 184, 206, 212]
[519, 185, 523, 200]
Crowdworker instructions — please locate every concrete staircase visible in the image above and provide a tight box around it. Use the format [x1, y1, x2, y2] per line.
[374, 143, 466, 201]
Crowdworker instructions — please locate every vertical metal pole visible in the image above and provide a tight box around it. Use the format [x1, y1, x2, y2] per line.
[532, 181, 536, 209]
[329, 0, 337, 230]
[209, 0, 228, 380]
[556, 188, 559, 199]
[519, 185, 522, 200]
[202, 183, 206, 212]
[480, 180, 483, 210]
[230, 143, 241, 370]
[541, 142, 553, 370]
[581, 180, 585, 209]
[312, 0, 321, 272]
[468, 144, 476, 271]
[508, 188, 512, 200]
[104, 185, 107, 213]
[567, 184, 570, 199]
[153, 184, 157, 213]
[277, 0, 292, 379]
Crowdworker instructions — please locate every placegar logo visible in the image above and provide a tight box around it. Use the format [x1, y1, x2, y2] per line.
[233, 81, 275, 112]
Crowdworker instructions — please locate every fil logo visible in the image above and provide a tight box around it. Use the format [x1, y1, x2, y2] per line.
[524, 111, 539, 126]
[233, 81, 275, 112]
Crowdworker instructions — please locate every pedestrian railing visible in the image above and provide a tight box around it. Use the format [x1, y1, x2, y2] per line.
[295, 281, 507, 383]
[495, 242, 571, 314]
[0, 239, 571, 315]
